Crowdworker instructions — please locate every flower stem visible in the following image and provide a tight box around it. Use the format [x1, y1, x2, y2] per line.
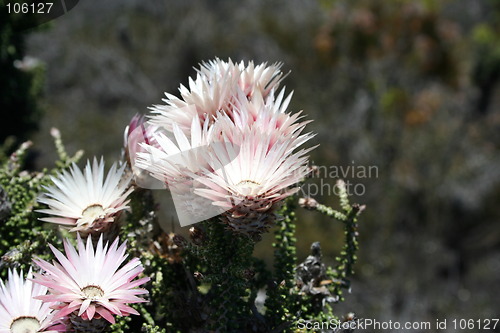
[202, 219, 254, 332]
[265, 197, 298, 332]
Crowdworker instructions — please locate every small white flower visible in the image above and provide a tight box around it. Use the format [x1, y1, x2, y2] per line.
[37, 158, 133, 233]
[0, 269, 65, 333]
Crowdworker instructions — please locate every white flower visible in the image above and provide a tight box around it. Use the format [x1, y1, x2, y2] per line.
[37, 158, 133, 233]
[195, 123, 314, 210]
[148, 58, 285, 133]
[199, 58, 285, 99]
[135, 115, 215, 187]
[0, 269, 65, 333]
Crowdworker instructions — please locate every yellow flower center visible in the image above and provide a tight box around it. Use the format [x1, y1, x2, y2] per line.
[236, 179, 261, 196]
[10, 316, 40, 333]
[81, 204, 105, 221]
[82, 285, 105, 300]
[237, 180, 260, 186]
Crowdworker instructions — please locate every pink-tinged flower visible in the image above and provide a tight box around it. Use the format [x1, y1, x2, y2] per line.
[32, 235, 150, 325]
[215, 88, 312, 145]
[144, 58, 315, 232]
[194, 121, 316, 237]
[148, 58, 285, 133]
[123, 114, 147, 154]
[37, 158, 133, 234]
[123, 114, 160, 157]
[122, 114, 163, 189]
[0, 269, 66, 333]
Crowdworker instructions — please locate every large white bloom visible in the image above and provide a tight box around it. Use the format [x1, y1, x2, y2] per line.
[194, 120, 315, 236]
[37, 158, 133, 234]
[0, 269, 65, 333]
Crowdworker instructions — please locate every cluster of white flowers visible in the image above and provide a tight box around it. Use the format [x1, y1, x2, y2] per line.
[35, 58, 315, 237]
[134, 58, 316, 236]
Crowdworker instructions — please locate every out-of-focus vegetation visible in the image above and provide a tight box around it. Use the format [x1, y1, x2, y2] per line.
[0, 2, 45, 149]
[4, 0, 498, 327]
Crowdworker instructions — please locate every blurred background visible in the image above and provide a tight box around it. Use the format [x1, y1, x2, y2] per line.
[2, 0, 499, 329]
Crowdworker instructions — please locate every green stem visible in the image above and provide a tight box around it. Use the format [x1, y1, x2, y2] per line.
[203, 219, 254, 332]
[307, 180, 364, 302]
[265, 197, 298, 332]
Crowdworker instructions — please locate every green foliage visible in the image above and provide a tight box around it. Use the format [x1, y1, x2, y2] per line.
[0, 131, 82, 276]
[184, 220, 257, 332]
[140, 323, 166, 333]
[313, 181, 363, 303]
[265, 198, 299, 331]
[108, 178, 364, 333]
[108, 315, 132, 333]
[266, 181, 363, 332]
[0, 7, 76, 275]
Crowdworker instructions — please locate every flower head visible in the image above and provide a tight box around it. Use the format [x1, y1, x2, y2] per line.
[32, 235, 149, 324]
[140, 58, 316, 234]
[0, 269, 65, 333]
[194, 122, 315, 237]
[37, 158, 133, 234]
[148, 58, 285, 133]
[213, 88, 312, 145]
[135, 115, 214, 187]
[123, 114, 159, 162]
[198, 58, 285, 100]
[122, 114, 164, 190]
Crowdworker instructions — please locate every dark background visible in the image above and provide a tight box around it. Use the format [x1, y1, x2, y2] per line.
[4, 0, 500, 329]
